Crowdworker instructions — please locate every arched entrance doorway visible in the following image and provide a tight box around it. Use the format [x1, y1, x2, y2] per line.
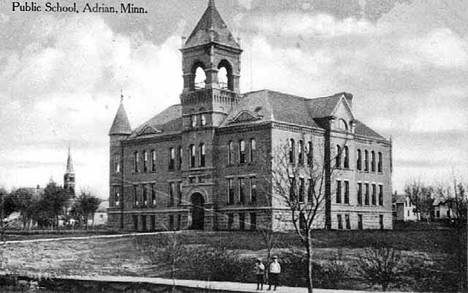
[191, 193, 204, 230]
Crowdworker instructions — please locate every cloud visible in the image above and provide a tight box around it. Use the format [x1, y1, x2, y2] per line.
[237, 0, 253, 10]
[249, 12, 384, 37]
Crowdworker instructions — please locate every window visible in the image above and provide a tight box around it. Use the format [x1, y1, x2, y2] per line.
[344, 181, 349, 204]
[142, 184, 148, 206]
[178, 146, 183, 170]
[357, 183, 362, 205]
[191, 115, 197, 127]
[345, 214, 351, 229]
[364, 150, 369, 172]
[199, 143, 205, 167]
[308, 179, 313, 204]
[336, 145, 342, 168]
[337, 214, 343, 229]
[289, 139, 295, 164]
[371, 151, 376, 172]
[307, 141, 313, 165]
[151, 184, 156, 206]
[336, 180, 342, 204]
[178, 182, 182, 206]
[358, 214, 363, 230]
[134, 151, 139, 173]
[169, 182, 175, 207]
[151, 150, 156, 172]
[250, 213, 257, 230]
[239, 178, 245, 203]
[169, 147, 175, 170]
[378, 185, 383, 206]
[189, 145, 196, 168]
[289, 177, 296, 201]
[228, 179, 234, 204]
[218, 66, 229, 89]
[151, 215, 156, 231]
[299, 178, 305, 202]
[378, 152, 383, 173]
[228, 141, 234, 165]
[169, 215, 174, 230]
[141, 215, 147, 231]
[239, 140, 246, 164]
[357, 149, 362, 171]
[379, 215, 384, 230]
[133, 185, 138, 206]
[143, 151, 148, 172]
[298, 140, 304, 165]
[200, 114, 206, 126]
[194, 66, 206, 89]
[133, 215, 138, 231]
[250, 138, 256, 163]
[250, 177, 257, 203]
[239, 213, 245, 230]
[228, 213, 234, 230]
[114, 153, 120, 173]
[338, 119, 348, 131]
[344, 146, 349, 169]
[177, 214, 182, 230]
[372, 184, 376, 205]
[114, 187, 120, 206]
[364, 183, 369, 205]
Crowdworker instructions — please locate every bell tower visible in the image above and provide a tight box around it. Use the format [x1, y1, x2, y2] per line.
[64, 147, 75, 197]
[180, 0, 243, 129]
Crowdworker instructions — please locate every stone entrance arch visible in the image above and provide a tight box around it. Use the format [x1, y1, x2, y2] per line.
[190, 193, 205, 230]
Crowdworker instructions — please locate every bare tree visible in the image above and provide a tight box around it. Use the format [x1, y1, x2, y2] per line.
[269, 135, 346, 293]
[404, 180, 434, 221]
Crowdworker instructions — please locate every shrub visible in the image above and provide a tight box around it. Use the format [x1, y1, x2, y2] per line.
[356, 246, 401, 291]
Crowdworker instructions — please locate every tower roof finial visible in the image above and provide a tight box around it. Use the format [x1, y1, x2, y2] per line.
[120, 89, 124, 103]
[209, 0, 215, 7]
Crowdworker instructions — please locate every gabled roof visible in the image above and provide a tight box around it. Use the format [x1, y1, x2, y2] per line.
[354, 120, 385, 140]
[109, 103, 132, 135]
[183, 0, 240, 49]
[129, 105, 182, 139]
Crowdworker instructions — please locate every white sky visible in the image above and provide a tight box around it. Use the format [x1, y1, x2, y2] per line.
[0, 0, 467, 198]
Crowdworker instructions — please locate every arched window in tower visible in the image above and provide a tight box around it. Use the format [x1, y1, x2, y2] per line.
[218, 60, 233, 90]
[143, 150, 148, 172]
[337, 119, 348, 131]
[189, 144, 196, 168]
[199, 143, 206, 167]
[239, 140, 246, 164]
[371, 151, 376, 172]
[289, 139, 295, 164]
[357, 149, 362, 170]
[194, 66, 206, 89]
[344, 146, 349, 169]
[134, 151, 139, 173]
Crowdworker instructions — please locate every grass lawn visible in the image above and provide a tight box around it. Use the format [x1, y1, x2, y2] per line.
[1, 228, 462, 292]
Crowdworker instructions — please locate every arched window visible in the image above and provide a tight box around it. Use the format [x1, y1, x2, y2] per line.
[191, 115, 197, 127]
[371, 151, 376, 172]
[143, 150, 148, 172]
[364, 150, 369, 172]
[344, 146, 349, 169]
[289, 139, 295, 164]
[169, 147, 175, 170]
[218, 67, 228, 89]
[307, 141, 313, 165]
[189, 145, 196, 168]
[337, 119, 348, 131]
[336, 145, 342, 168]
[357, 149, 362, 170]
[378, 152, 383, 173]
[194, 66, 206, 89]
[250, 138, 256, 163]
[151, 150, 156, 172]
[298, 140, 304, 165]
[114, 153, 120, 173]
[228, 141, 234, 165]
[218, 60, 233, 90]
[200, 114, 206, 126]
[134, 151, 139, 172]
[239, 140, 246, 164]
[199, 143, 206, 167]
[178, 146, 183, 170]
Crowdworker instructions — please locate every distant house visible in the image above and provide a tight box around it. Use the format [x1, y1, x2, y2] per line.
[91, 200, 108, 226]
[432, 198, 454, 220]
[393, 194, 420, 222]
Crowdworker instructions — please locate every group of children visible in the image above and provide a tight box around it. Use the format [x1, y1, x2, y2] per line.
[254, 256, 281, 291]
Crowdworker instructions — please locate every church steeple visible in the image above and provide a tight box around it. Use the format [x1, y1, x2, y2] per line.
[64, 147, 75, 197]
